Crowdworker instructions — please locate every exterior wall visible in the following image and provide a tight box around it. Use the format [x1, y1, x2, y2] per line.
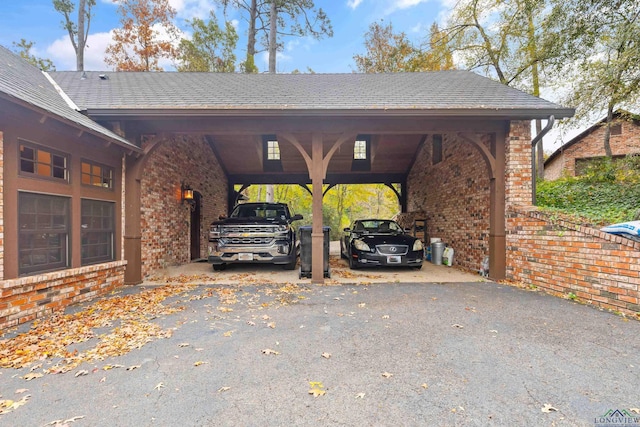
[545, 119, 640, 180]
[140, 135, 227, 277]
[406, 133, 491, 272]
[0, 261, 126, 330]
[0, 130, 3, 281]
[505, 121, 533, 208]
[507, 206, 640, 317]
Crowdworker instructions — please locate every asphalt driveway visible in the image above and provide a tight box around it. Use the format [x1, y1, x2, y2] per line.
[1, 279, 639, 426]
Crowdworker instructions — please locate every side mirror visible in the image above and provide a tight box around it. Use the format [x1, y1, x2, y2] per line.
[218, 215, 227, 220]
[343, 227, 351, 232]
[290, 214, 303, 221]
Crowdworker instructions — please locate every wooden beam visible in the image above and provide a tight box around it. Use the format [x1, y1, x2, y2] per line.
[227, 172, 406, 185]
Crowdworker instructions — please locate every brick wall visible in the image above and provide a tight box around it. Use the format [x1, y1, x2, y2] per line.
[506, 121, 533, 208]
[0, 261, 126, 330]
[406, 133, 491, 271]
[140, 135, 227, 277]
[0, 131, 3, 281]
[545, 119, 640, 180]
[507, 206, 640, 317]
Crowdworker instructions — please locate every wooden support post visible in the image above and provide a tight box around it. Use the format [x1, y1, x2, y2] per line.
[311, 133, 325, 283]
[489, 131, 506, 280]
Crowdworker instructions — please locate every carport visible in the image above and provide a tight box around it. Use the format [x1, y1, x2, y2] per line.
[50, 71, 573, 284]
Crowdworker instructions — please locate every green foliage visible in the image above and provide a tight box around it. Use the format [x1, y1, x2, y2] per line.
[238, 184, 400, 240]
[537, 156, 640, 225]
[11, 39, 56, 71]
[177, 12, 238, 72]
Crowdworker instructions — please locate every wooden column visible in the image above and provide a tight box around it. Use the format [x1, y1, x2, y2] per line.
[124, 155, 143, 284]
[489, 131, 506, 280]
[311, 133, 325, 283]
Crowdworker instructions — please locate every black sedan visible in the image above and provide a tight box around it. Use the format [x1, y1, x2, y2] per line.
[341, 219, 424, 269]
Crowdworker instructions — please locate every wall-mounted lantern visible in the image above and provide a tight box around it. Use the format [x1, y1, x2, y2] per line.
[181, 182, 195, 210]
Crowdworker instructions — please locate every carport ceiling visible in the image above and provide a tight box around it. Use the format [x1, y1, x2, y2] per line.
[49, 70, 574, 184]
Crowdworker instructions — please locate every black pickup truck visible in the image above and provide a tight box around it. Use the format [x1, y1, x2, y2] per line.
[207, 202, 303, 271]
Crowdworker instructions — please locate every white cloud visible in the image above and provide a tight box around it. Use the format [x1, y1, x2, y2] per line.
[347, 0, 364, 9]
[171, 0, 218, 21]
[385, 0, 431, 14]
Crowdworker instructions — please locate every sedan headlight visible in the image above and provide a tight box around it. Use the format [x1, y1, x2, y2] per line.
[413, 239, 424, 251]
[353, 239, 371, 252]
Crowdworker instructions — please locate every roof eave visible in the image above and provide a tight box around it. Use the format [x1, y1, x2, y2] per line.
[0, 93, 142, 153]
[85, 107, 575, 120]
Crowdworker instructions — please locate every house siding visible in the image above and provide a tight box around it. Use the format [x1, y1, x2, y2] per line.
[140, 135, 227, 277]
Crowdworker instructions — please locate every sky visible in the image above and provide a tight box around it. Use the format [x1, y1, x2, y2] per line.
[0, 0, 446, 73]
[0, 0, 582, 149]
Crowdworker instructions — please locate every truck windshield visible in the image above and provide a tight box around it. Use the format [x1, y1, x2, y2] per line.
[230, 205, 288, 220]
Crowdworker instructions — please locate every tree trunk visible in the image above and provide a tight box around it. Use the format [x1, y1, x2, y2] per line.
[245, 0, 257, 73]
[269, 0, 277, 73]
[604, 103, 614, 158]
[527, 8, 545, 181]
[77, 0, 86, 71]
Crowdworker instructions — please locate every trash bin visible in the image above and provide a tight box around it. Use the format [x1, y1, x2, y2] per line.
[299, 226, 331, 279]
[431, 241, 445, 265]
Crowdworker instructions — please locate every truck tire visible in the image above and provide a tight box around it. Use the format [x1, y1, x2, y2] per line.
[283, 256, 297, 270]
[213, 264, 226, 271]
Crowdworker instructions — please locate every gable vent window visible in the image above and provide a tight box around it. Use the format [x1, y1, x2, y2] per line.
[354, 139, 367, 160]
[611, 123, 622, 136]
[351, 135, 371, 171]
[263, 135, 283, 172]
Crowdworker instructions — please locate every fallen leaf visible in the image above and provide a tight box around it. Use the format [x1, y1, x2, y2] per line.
[223, 331, 233, 337]
[358, 303, 366, 308]
[262, 348, 280, 355]
[126, 365, 141, 371]
[308, 381, 326, 397]
[0, 394, 30, 415]
[193, 361, 208, 367]
[195, 348, 204, 352]
[154, 382, 165, 390]
[99, 377, 106, 383]
[541, 404, 558, 413]
[15, 389, 29, 394]
[452, 324, 464, 329]
[489, 330, 498, 333]
[421, 383, 429, 389]
[630, 408, 640, 414]
[321, 352, 331, 359]
[23, 372, 43, 381]
[355, 393, 365, 399]
[267, 322, 276, 329]
[75, 370, 89, 377]
[178, 343, 190, 347]
[246, 321, 256, 326]
[382, 372, 393, 378]
[382, 315, 390, 319]
[218, 387, 231, 393]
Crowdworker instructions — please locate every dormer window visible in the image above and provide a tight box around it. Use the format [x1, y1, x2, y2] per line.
[263, 135, 283, 171]
[351, 135, 371, 171]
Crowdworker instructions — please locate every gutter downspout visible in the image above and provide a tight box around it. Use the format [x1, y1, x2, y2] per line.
[531, 116, 555, 205]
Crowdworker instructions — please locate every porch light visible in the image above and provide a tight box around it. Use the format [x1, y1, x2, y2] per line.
[181, 182, 195, 207]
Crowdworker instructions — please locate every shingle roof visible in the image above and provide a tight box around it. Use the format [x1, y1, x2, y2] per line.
[0, 46, 138, 151]
[49, 70, 574, 119]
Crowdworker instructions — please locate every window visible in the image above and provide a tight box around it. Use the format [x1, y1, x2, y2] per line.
[432, 134, 443, 165]
[19, 141, 69, 181]
[351, 135, 371, 171]
[82, 160, 114, 189]
[266, 140, 281, 160]
[611, 123, 622, 136]
[354, 139, 367, 160]
[81, 199, 115, 265]
[262, 135, 283, 172]
[19, 193, 69, 275]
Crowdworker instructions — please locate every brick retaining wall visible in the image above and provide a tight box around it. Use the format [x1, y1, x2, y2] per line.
[507, 206, 640, 317]
[0, 261, 127, 330]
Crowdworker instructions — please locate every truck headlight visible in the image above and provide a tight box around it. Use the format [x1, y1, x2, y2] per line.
[276, 224, 290, 232]
[413, 240, 423, 251]
[353, 239, 371, 252]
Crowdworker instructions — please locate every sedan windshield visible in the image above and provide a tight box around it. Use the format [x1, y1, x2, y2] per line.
[354, 220, 403, 234]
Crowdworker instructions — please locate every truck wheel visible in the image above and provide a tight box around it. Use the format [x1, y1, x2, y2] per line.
[283, 257, 297, 270]
[349, 256, 359, 270]
[213, 264, 226, 271]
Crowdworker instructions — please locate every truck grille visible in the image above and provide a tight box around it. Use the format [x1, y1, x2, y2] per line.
[221, 225, 277, 233]
[376, 245, 408, 255]
[221, 237, 274, 245]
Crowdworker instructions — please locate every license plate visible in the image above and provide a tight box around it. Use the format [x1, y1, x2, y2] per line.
[238, 253, 254, 261]
[387, 255, 401, 264]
